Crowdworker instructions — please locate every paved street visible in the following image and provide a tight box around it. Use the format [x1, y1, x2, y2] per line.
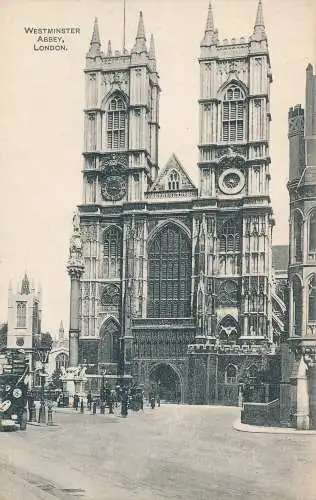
[0, 405, 315, 500]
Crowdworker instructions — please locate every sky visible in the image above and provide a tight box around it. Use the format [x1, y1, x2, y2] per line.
[0, 0, 315, 335]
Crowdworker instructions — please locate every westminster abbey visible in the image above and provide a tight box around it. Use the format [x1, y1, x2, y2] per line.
[67, 1, 287, 404]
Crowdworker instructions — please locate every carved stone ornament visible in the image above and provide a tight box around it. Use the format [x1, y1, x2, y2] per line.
[100, 153, 128, 170]
[101, 284, 120, 306]
[103, 71, 128, 89]
[216, 146, 247, 159]
[67, 210, 84, 274]
[218, 168, 245, 195]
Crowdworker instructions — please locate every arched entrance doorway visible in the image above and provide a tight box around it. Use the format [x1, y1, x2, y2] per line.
[98, 318, 120, 365]
[149, 364, 182, 403]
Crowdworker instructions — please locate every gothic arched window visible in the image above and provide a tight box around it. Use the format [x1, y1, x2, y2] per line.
[293, 211, 303, 262]
[308, 275, 316, 322]
[55, 353, 69, 371]
[168, 170, 180, 191]
[219, 219, 241, 253]
[309, 210, 316, 255]
[147, 225, 191, 318]
[292, 276, 302, 336]
[16, 302, 27, 328]
[103, 227, 122, 278]
[248, 364, 258, 382]
[222, 85, 246, 142]
[225, 364, 238, 384]
[106, 94, 127, 150]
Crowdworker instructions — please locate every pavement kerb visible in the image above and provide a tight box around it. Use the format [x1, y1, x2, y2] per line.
[233, 419, 316, 435]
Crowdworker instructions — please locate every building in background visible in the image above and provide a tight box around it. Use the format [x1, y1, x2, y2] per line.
[67, 1, 284, 404]
[47, 321, 69, 380]
[7, 273, 42, 373]
[280, 63, 316, 429]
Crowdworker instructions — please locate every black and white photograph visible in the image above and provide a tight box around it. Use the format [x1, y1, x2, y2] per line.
[0, 0, 315, 498]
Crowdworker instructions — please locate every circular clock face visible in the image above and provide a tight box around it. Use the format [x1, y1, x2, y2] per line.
[218, 169, 245, 195]
[101, 174, 127, 201]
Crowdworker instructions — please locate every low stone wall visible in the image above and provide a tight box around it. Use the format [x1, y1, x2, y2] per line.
[241, 399, 280, 427]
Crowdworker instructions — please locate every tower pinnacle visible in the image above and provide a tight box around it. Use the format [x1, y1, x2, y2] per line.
[87, 17, 102, 57]
[252, 0, 267, 40]
[205, 1, 215, 32]
[132, 11, 147, 54]
[201, 2, 218, 47]
[149, 33, 157, 71]
[149, 34, 156, 60]
[254, 0, 264, 27]
[107, 40, 112, 57]
[21, 272, 30, 295]
[91, 17, 101, 45]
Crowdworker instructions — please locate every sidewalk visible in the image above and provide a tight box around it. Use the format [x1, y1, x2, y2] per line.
[233, 419, 316, 435]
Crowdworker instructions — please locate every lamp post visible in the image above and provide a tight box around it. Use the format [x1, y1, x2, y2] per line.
[100, 370, 106, 413]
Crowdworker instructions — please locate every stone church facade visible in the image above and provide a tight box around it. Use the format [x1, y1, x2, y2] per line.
[68, 2, 283, 404]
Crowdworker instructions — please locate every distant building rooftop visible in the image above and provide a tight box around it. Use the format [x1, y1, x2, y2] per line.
[272, 245, 289, 272]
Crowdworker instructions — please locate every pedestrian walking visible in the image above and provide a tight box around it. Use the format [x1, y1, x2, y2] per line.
[140, 391, 144, 411]
[73, 393, 79, 411]
[87, 390, 92, 411]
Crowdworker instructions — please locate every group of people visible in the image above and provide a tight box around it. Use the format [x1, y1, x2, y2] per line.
[74, 384, 162, 417]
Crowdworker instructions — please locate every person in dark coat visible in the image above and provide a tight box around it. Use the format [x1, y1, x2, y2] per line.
[121, 389, 128, 417]
[73, 393, 79, 411]
[87, 390, 92, 410]
[140, 391, 144, 411]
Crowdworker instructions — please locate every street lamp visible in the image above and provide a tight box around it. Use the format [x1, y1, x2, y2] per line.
[100, 370, 107, 414]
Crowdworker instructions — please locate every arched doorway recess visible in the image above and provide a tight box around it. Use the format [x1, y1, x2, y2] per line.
[149, 363, 182, 403]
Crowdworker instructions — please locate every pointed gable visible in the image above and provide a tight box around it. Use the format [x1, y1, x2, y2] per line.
[149, 154, 197, 197]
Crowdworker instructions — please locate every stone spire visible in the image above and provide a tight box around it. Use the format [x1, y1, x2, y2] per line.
[91, 17, 100, 45]
[149, 34, 156, 71]
[201, 2, 218, 47]
[88, 17, 102, 56]
[252, 0, 267, 40]
[107, 40, 112, 57]
[132, 11, 147, 54]
[59, 320, 65, 341]
[21, 272, 30, 295]
[255, 0, 264, 27]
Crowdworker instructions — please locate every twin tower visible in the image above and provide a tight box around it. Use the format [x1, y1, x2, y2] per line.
[67, 1, 276, 404]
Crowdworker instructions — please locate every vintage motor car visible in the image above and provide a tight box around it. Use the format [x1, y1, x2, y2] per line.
[0, 368, 28, 431]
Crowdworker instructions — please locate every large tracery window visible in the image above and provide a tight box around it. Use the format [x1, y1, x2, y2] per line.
[147, 225, 191, 318]
[309, 210, 316, 255]
[308, 275, 316, 322]
[16, 302, 27, 329]
[106, 95, 127, 150]
[219, 219, 241, 253]
[103, 227, 122, 278]
[222, 85, 246, 142]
